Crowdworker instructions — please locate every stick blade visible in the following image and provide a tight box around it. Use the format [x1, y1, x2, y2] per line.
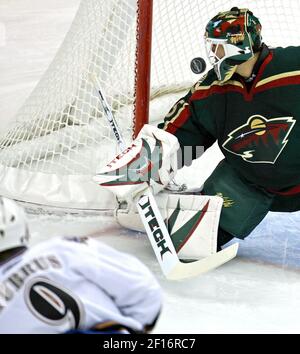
[166, 243, 239, 280]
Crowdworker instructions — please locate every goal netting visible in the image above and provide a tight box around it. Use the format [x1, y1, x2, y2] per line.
[0, 0, 299, 210]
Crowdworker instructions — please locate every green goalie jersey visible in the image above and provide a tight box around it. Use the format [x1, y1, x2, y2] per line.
[158, 44, 300, 192]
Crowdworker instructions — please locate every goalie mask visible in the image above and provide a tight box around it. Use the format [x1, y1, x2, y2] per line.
[204, 7, 262, 82]
[0, 197, 29, 253]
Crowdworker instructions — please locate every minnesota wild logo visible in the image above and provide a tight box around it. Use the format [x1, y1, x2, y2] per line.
[222, 115, 296, 164]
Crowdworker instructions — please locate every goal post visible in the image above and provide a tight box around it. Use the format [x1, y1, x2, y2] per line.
[134, 0, 153, 138]
[0, 0, 299, 211]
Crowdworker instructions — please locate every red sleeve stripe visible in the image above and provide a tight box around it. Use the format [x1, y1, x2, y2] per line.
[190, 84, 245, 101]
[268, 183, 300, 196]
[255, 75, 300, 94]
[164, 105, 191, 134]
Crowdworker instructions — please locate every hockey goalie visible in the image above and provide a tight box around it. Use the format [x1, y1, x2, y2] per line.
[95, 6, 300, 279]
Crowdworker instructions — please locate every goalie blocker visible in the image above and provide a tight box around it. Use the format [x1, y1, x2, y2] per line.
[94, 125, 238, 277]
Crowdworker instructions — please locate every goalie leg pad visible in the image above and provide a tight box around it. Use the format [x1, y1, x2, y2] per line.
[116, 192, 223, 260]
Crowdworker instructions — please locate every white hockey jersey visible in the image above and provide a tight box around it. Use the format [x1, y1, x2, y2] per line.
[0, 237, 162, 334]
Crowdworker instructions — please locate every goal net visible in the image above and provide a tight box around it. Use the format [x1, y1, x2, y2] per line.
[0, 0, 299, 210]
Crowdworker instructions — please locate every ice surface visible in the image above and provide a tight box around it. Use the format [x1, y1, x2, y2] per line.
[27, 211, 300, 334]
[1, 0, 300, 334]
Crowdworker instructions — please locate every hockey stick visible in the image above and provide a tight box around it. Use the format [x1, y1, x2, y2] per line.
[93, 76, 239, 280]
[95, 82, 127, 152]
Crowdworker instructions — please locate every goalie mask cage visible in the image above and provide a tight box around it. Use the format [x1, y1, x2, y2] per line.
[0, 0, 299, 210]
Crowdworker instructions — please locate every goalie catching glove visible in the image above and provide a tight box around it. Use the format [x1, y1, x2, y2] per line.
[93, 125, 179, 200]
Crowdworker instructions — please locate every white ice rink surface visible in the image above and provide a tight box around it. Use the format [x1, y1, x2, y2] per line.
[1, 0, 300, 334]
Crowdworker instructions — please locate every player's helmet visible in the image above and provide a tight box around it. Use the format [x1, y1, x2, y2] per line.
[0, 197, 29, 253]
[204, 7, 262, 82]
